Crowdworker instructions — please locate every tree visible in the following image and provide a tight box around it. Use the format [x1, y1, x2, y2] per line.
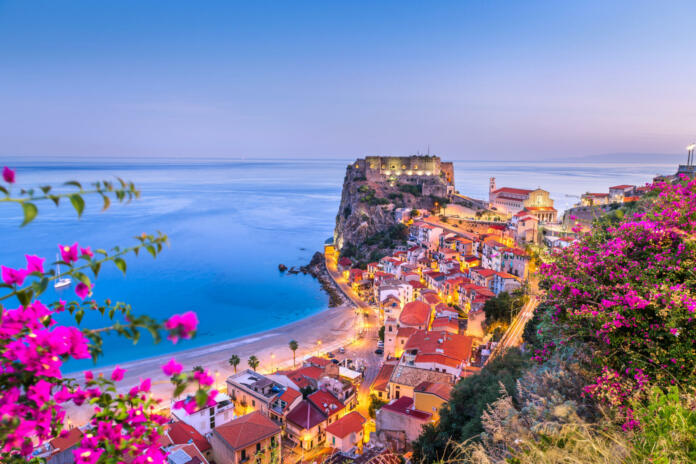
[368, 394, 388, 418]
[378, 325, 385, 342]
[192, 365, 204, 373]
[289, 340, 298, 367]
[228, 354, 240, 373]
[248, 355, 260, 372]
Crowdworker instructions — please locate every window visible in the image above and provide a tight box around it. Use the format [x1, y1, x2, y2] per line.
[256, 443, 261, 453]
[252, 400, 255, 407]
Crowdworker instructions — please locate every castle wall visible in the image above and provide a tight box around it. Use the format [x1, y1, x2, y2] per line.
[350, 155, 454, 186]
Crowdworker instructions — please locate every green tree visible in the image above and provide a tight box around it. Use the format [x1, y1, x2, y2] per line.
[228, 354, 240, 373]
[289, 340, 298, 367]
[368, 394, 388, 419]
[248, 355, 260, 372]
[378, 325, 385, 342]
[412, 349, 530, 463]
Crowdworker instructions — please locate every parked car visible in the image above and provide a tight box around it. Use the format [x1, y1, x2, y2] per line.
[338, 347, 345, 354]
[375, 348, 383, 355]
[327, 352, 335, 358]
[331, 359, 340, 364]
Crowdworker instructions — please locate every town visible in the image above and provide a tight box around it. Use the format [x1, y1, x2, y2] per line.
[39, 156, 662, 464]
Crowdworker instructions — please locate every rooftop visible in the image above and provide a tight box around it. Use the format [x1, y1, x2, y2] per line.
[308, 390, 345, 416]
[287, 400, 327, 430]
[214, 411, 280, 450]
[404, 330, 474, 364]
[381, 396, 432, 421]
[389, 364, 452, 388]
[325, 411, 366, 439]
[371, 363, 397, 392]
[167, 421, 211, 452]
[399, 301, 432, 327]
[414, 381, 453, 401]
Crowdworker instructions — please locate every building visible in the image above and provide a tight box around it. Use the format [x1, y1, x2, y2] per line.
[401, 330, 474, 377]
[413, 382, 452, 423]
[226, 370, 287, 416]
[268, 386, 303, 427]
[388, 364, 452, 400]
[398, 301, 432, 330]
[492, 271, 522, 295]
[488, 178, 557, 222]
[171, 392, 235, 436]
[580, 192, 610, 206]
[609, 185, 635, 203]
[285, 400, 328, 450]
[166, 421, 213, 462]
[371, 362, 397, 401]
[166, 443, 210, 464]
[375, 396, 432, 444]
[209, 411, 282, 464]
[325, 411, 367, 453]
[33, 428, 83, 464]
[308, 390, 345, 425]
[351, 155, 455, 189]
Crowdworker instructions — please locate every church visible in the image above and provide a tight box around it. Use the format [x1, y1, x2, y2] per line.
[488, 177, 557, 223]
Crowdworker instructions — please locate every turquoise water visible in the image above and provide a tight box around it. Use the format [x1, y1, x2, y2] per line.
[0, 158, 678, 368]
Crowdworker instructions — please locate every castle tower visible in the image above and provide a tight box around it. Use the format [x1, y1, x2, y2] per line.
[489, 177, 496, 193]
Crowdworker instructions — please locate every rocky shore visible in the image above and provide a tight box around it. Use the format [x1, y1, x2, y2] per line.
[279, 252, 345, 307]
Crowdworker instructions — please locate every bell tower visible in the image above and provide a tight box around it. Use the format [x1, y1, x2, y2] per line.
[489, 177, 496, 193]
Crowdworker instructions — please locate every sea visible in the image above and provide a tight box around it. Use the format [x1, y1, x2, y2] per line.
[0, 157, 678, 370]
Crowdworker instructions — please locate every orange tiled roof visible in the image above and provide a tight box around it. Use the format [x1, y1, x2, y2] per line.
[308, 390, 345, 416]
[371, 363, 397, 392]
[325, 411, 366, 439]
[214, 411, 280, 450]
[168, 421, 211, 452]
[49, 428, 83, 455]
[399, 301, 431, 327]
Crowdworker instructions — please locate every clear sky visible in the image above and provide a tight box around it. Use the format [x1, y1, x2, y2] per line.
[0, 1, 694, 160]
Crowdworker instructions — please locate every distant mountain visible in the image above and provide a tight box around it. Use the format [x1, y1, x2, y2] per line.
[543, 152, 684, 164]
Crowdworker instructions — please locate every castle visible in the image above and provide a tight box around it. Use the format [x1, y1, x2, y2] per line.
[351, 155, 454, 186]
[488, 177, 557, 222]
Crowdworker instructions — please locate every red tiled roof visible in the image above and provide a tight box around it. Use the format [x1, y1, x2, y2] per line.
[404, 330, 474, 365]
[414, 381, 452, 401]
[422, 293, 441, 305]
[214, 411, 280, 450]
[408, 281, 426, 289]
[609, 184, 634, 190]
[305, 356, 331, 368]
[473, 268, 496, 278]
[168, 421, 211, 452]
[371, 363, 397, 392]
[49, 428, 83, 455]
[415, 353, 461, 368]
[495, 271, 519, 280]
[308, 390, 345, 417]
[431, 317, 459, 333]
[381, 397, 431, 420]
[287, 400, 327, 430]
[278, 387, 301, 407]
[338, 257, 352, 266]
[399, 301, 432, 327]
[492, 187, 533, 195]
[584, 192, 609, 197]
[168, 443, 208, 464]
[325, 411, 366, 439]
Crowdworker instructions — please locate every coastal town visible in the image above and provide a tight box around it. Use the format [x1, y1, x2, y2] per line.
[39, 155, 675, 464]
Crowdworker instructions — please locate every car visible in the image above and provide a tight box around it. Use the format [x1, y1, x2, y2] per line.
[375, 348, 383, 355]
[338, 347, 345, 354]
[331, 359, 340, 364]
[327, 352, 335, 358]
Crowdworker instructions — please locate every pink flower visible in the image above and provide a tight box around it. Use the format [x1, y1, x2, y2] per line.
[1, 266, 29, 285]
[194, 370, 214, 386]
[2, 166, 15, 183]
[164, 311, 198, 344]
[80, 246, 93, 258]
[75, 282, 92, 300]
[139, 378, 151, 392]
[74, 448, 103, 464]
[25, 255, 45, 274]
[84, 371, 94, 382]
[111, 366, 126, 382]
[58, 243, 80, 264]
[161, 358, 183, 376]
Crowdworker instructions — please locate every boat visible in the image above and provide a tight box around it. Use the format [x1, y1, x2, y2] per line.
[54, 254, 72, 289]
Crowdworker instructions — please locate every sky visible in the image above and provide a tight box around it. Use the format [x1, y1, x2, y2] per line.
[0, 1, 694, 161]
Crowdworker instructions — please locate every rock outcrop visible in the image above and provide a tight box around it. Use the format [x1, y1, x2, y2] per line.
[333, 156, 454, 265]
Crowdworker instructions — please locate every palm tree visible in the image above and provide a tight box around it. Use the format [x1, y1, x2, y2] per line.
[228, 354, 240, 374]
[289, 340, 298, 367]
[248, 355, 260, 372]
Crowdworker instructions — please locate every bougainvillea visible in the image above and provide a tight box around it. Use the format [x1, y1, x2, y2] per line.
[538, 175, 696, 426]
[0, 169, 214, 463]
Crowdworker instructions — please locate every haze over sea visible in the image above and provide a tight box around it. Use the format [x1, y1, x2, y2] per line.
[0, 157, 677, 369]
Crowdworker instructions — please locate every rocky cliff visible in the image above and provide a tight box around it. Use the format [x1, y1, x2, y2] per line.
[333, 157, 453, 266]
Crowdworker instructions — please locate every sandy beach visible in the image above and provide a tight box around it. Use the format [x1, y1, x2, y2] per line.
[64, 302, 359, 426]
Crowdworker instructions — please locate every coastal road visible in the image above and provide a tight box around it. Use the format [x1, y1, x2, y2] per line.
[486, 296, 538, 364]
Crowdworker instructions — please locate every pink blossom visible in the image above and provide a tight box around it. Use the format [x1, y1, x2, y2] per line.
[2, 166, 15, 183]
[58, 243, 80, 264]
[161, 358, 183, 376]
[80, 246, 93, 258]
[1, 266, 29, 285]
[111, 366, 126, 382]
[25, 255, 45, 274]
[75, 282, 92, 299]
[194, 370, 214, 386]
[164, 311, 198, 344]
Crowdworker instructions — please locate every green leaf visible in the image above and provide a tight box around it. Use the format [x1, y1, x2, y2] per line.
[0, 185, 8, 195]
[31, 278, 49, 297]
[40, 185, 52, 194]
[101, 195, 111, 211]
[114, 257, 127, 275]
[48, 195, 60, 206]
[195, 389, 208, 408]
[70, 194, 85, 218]
[146, 245, 156, 258]
[75, 309, 85, 324]
[65, 180, 83, 189]
[17, 289, 33, 306]
[21, 202, 38, 226]
[90, 262, 101, 278]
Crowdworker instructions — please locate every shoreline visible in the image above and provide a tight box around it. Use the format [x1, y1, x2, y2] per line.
[64, 301, 359, 426]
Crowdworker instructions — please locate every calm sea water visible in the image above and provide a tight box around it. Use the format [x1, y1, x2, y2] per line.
[0, 158, 677, 368]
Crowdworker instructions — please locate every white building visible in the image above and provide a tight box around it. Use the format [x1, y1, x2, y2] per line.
[171, 392, 235, 436]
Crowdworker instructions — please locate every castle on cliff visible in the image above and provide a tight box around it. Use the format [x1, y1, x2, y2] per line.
[348, 155, 454, 197]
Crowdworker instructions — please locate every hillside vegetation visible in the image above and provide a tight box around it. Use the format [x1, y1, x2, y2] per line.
[413, 176, 696, 463]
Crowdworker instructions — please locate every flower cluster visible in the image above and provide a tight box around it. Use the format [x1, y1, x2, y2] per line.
[0, 168, 212, 463]
[538, 176, 696, 425]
